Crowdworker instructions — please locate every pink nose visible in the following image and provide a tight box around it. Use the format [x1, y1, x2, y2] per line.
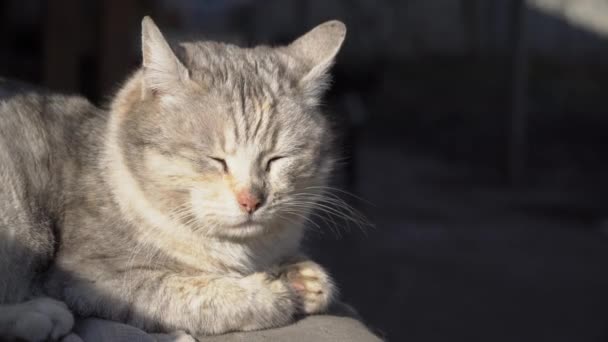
[236, 191, 262, 214]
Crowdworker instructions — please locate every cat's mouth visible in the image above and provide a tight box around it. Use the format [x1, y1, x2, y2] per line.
[220, 218, 269, 238]
[231, 219, 261, 228]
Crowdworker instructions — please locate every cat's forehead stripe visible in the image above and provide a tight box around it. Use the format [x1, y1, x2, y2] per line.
[250, 103, 263, 143]
[226, 77, 275, 145]
[226, 98, 238, 146]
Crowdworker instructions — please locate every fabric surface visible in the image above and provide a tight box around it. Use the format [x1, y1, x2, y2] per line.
[61, 303, 382, 342]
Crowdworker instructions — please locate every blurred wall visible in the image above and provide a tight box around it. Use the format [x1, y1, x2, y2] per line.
[4, 0, 608, 98]
[157, 0, 608, 67]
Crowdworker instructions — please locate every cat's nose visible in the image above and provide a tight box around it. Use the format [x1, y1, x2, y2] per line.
[236, 190, 263, 214]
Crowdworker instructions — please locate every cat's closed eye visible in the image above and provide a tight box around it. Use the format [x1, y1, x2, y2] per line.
[209, 157, 228, 173]
[265, 156, 285, 172]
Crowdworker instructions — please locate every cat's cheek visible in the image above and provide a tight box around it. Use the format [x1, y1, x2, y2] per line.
[190, 182, 225, 208]
[188, 186, 225, 217]
[267, 169, 296, 195]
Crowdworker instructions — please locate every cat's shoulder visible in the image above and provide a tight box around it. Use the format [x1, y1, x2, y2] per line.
[0, 77, 102, 121]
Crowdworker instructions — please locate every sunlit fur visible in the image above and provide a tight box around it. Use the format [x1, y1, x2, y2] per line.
[105, 18, 343, 268]
[114, 49, 335, 240]
[0, 17, 347, 339]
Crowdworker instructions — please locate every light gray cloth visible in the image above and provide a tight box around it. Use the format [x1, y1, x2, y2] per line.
[67, 315, 381, 342]
[62, 303, 382, 342]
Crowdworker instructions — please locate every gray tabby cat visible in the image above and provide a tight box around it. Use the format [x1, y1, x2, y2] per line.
[0, 17, 346, 340]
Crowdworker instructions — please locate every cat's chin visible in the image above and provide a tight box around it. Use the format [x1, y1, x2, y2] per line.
[218, 220, 270, 239]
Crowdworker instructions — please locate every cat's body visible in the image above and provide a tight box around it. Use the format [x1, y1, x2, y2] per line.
[0, 17, 346, 340]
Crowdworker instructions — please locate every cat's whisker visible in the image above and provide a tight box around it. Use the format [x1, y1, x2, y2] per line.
[280, 198, 372, 235]
[284, 201, 359, 223]
[290, 192, 372, 224]
[282, 202, 343, 232]
[280, 209, 322, 231]
[281, 207, 343, 237]
[301, 185, 375, 206]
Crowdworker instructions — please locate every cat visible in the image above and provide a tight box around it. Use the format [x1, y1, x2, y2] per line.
[0, 16, 346, 340]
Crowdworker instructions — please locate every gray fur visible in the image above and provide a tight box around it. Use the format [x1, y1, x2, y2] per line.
[0, 17, 346, 339]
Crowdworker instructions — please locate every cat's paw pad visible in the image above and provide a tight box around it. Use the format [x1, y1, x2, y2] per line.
[284, 261, 335, 314]
[10, 297, 74, 341]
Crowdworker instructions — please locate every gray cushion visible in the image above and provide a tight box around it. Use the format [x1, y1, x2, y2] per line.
[64, 303, 381, 342]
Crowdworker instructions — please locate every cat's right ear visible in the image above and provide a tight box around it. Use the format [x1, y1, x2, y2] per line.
[283, 20, 346, 103]
[141, 16, 189, 98]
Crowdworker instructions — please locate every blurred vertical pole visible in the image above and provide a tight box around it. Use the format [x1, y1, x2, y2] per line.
[508, 0, 530, 186]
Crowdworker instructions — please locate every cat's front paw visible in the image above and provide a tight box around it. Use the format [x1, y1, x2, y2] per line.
[5, 297, 74, 341]
[283, 260, 336, 314]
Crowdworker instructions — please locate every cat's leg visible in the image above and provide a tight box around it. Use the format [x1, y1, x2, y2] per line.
[282, 259, 337, 314]
[0, 208, 73, 340]
[0, 297, 74, 341]
[50, 266, 299, 337]
[160, 271, 299, 334]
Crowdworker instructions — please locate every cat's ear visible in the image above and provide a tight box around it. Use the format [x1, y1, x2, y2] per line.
[141, 16, 189, 97]
[285, 20, 346, 97]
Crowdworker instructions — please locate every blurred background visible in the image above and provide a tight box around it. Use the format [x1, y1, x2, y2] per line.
[2, 0, 608, 340]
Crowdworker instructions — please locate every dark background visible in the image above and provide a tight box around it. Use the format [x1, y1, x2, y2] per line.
[2, 1, 608, 341]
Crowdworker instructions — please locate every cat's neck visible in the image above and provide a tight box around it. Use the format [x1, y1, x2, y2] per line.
[101, 71, 299, 274]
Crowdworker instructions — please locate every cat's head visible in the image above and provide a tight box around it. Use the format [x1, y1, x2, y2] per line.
[117, 17, 346, 240]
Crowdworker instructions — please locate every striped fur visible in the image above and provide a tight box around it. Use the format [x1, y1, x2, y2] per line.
[0, 18, 345, 340]
[0, 17, 346, 339]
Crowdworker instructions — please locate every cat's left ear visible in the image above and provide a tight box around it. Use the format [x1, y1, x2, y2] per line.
[284, 20, 346, 98]
[141, 16, 189, 97]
